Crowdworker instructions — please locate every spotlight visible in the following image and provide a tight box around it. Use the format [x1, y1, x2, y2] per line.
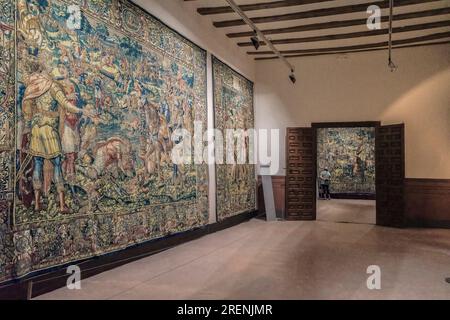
[388, 59, 397, 72]
[289, 70, 296, 84]
[250, 31, 260, 50]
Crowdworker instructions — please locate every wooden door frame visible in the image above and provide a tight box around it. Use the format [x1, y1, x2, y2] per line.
[311, 121, 381, 221]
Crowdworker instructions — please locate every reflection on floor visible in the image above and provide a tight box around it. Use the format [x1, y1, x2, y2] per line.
[317, 199, 376, 225]
[36, 218, 450, 300]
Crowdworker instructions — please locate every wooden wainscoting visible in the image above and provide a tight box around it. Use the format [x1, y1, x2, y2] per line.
[258, 176, 286, 219]
[405, 178, 450, 228]
[259, 177, 449, 228]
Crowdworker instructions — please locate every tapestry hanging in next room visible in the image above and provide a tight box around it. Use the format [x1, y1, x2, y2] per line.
[0, 0, 208, 282]
[212, 56, 256, 221]
[317, 127, 376, 194]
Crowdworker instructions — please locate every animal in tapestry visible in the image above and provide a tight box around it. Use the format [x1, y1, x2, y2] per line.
[317, 127, 376, 194]
[0, 0, 208, 282]
[212, 56, 256, 221]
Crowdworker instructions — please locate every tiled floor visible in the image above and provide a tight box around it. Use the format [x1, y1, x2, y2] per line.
[317, 199, 376, 224]
[36, 209, 450, 300]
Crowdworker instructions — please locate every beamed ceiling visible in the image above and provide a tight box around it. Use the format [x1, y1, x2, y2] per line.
[184, 0, 450, 60]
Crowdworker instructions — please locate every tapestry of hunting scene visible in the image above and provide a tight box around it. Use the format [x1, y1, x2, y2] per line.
[213, 57, 256, 221]
[317, 127, 376, 194]
[0, 0, 209, 282]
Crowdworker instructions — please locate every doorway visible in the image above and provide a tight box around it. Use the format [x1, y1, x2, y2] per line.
[313, 122, 378, 225]
[285, 122, 405, 227]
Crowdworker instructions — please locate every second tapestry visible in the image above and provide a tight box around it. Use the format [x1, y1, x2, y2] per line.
[212, 56, 256, 221]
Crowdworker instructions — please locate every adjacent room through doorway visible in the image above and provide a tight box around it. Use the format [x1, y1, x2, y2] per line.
[314, 123, 378, 225]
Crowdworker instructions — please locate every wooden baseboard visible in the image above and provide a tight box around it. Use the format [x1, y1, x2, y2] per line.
[0, 210, 258, 300]
[328, 193, 376, 200]
[258, 176, 449, 229]
[406, 219, 450, 229]
[405, 178, 450, 229]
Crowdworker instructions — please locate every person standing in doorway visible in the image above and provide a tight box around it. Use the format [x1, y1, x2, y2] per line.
[320, 168, 332, 200]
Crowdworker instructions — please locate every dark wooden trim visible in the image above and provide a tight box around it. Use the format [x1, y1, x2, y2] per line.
[214, 0, 439, 28]
[227, 7, 450, 38]
[0, 210, 259, 300]
[254, 41, 450, 60]
[313, 126, 318, 218]
[285, 128, 289, 221]
[405, 178, 450, 228]
[238, 20, 450, 47]
[409, 220, 450, 228]
[247, 31, 450, 55]
[376, 124, 406, 228]
[197, 0, 331, 15]
[328, 193, 376, 200]
[312, 121, 381, 128]
[406, 178, 450, 184]
[285, 127, 316, 221]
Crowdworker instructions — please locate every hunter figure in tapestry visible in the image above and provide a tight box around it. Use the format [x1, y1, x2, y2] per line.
[0, 0, 208, 282]
[20, 61, 97, 213]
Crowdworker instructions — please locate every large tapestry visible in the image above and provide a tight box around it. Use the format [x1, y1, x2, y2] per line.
[317, 127, 376, 194]
[0, 0, 208, 283]
[212, 56, 255, 221]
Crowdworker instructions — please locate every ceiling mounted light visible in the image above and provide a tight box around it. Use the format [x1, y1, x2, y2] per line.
[250, 31, 260, 50]
[225, 0, 296, 83]
[388, 58, 397, 72]
[289, 70, 296, 84]
[387, 0, 397, 72]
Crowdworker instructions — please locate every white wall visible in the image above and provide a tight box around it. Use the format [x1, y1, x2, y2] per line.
[255, 44, 450, 179]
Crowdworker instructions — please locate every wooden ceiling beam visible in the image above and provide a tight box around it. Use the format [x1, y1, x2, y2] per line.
[214, 0, 439, 28]
[227, 7, 450, 38]
[237, 20, 450, 46]
[197, 0, 332, 16]
[254, 40, 450, 59]
[246, 31, 450, 55]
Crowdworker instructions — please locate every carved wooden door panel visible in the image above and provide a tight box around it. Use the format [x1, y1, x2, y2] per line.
[285, 128, 316, 221]
[376, 124, 405, 227]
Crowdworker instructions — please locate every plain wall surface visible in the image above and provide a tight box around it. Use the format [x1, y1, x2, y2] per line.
[255, 44, 450, 179]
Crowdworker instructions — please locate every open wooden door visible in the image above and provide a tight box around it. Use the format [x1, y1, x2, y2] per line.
[376, 124, 405, 227]
[285, 128, 316, 221]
